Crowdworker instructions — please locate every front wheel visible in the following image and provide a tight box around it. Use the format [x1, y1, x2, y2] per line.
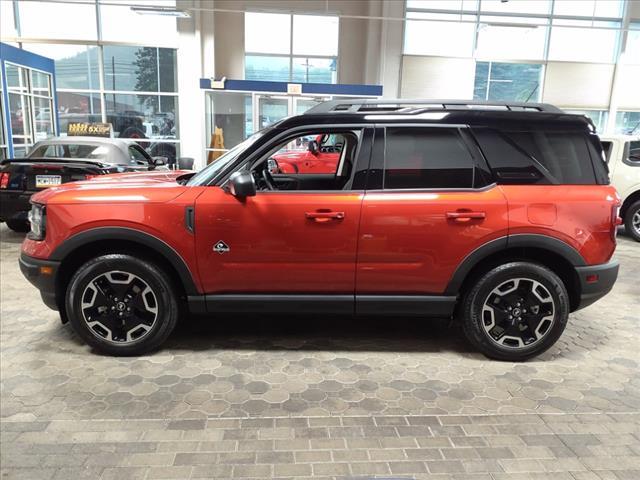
[460, 262, 569, 361]
[624, 200, 640, 242]
[66, 254, 179, 356]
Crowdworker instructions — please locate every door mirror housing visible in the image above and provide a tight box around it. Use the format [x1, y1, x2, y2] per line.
[308, 140, 319, 155]
[228, 171, 256, 198]
[151, 156, 167, 166]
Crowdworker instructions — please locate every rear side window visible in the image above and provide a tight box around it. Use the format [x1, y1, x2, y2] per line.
[472, 128, 597, 184]
[625, 140, 640, 166]
[384, 127, 474, 189]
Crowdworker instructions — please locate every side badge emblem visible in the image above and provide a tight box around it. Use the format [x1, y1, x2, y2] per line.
[213, 240, 231, 255]
[213, 240, 230, 254]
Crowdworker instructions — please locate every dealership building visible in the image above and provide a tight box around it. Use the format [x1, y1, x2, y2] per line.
[1, 1, 639, 479]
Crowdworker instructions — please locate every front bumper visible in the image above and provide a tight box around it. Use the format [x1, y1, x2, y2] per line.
[19, 253, 60, 311]
[574, 260, 619, 311]
[0, 190, 36, 221]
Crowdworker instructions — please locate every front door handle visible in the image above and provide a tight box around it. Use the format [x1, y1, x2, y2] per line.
[305, 211, 345, 223]
[446, 211, 486, 222]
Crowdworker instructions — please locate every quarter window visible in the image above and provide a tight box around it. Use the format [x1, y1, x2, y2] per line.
[473, 128, 598, 184]
[384, 128, 475, 189]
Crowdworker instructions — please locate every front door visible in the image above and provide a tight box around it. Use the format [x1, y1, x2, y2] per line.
[194, 127, 372, 298]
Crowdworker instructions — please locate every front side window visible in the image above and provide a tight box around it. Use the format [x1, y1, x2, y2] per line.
[252, 130, 361, 191]
[384, 128, 475, 189]
[128, 145, 150, 163]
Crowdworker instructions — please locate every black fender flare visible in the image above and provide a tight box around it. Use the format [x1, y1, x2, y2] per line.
[50, 227, 199, 295]
[444, 234, 586, 295]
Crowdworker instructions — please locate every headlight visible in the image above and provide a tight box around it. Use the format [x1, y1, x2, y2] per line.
[28, 203, 46, 240]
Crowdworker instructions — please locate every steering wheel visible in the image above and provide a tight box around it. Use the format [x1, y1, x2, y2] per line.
[261, 166, 276, 190]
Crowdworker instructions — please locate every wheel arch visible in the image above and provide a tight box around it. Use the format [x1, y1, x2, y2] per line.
[620, 189, 640, 219]
[51, 227, 198, 312]
[446, 235, 584, 312]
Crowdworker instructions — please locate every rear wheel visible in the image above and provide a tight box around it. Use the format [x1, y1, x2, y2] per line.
[460, 262, 569, 361]
[624, 200, 640, 242]
[66, 254, 179, 356]
[5, 218, 30, 233]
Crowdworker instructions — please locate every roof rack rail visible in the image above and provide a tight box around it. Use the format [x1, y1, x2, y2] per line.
[303, 99, 564, 115]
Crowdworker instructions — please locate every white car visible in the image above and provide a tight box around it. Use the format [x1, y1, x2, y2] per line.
[600, 135, 640, 241]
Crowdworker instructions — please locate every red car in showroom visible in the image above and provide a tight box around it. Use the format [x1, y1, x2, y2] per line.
[20, 99, 619, 360]
[269, 133, 343, 174]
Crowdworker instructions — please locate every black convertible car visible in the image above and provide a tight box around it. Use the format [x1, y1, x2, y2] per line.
[0, 137, 168, 232]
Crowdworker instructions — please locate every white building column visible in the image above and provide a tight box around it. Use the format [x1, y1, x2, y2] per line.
[176, 0, 209, 169]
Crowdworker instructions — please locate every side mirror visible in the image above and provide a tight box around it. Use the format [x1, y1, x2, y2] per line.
[177, 157, 194, 170]
[308, 140, 319, 155]
[152, 156, 167, 166]
[228, 171, 256, 198]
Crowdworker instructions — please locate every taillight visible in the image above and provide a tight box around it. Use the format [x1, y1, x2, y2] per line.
[0, 172, 10, 189]
[611, 203, 622, 241]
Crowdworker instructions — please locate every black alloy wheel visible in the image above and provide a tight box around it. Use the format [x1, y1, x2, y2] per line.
[460, 262, 569, 361]
[66, 254, 179, 355]
[624, 200, 640, 242]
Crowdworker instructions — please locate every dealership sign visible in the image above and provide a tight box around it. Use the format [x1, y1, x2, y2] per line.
[67, 122, 113, 137]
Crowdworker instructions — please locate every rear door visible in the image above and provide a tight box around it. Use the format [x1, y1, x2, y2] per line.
[356, 125, 509, 302]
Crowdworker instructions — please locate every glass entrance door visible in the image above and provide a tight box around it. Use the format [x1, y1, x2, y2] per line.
[256, 95, 290, 131]
[293, 96, 328, 115]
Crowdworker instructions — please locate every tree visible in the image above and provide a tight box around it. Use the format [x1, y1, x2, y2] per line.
[134, 47, 159, 110]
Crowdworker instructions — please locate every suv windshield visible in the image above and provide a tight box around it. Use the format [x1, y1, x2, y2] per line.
[187, 130, 268, 186]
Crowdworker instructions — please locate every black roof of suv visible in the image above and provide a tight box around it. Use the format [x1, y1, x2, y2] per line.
[278, 99, 595, 131]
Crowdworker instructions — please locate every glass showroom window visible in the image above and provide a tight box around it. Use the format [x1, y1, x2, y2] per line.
[24, 43, 102, 136]
[18, 0, 98, 41]
[404, 12, 476, 57]
[0, 71, 7, 160]
[205, 92, 252, 164]
[615, 112, 640, 135]
[548, 20, 620, 63]
[479, 0, 551, 15]
[474, 62, 543, 102]
[552, 0, 623, 18]
[98, 0, 178, 47]
[4, 64, 55, 156]
[475, 17, 547, 61]
[625, 24, 640, 65]
[565, 110, 608, 133]
[244, 12, 339, 83]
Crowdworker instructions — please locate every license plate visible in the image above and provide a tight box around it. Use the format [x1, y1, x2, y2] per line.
[35, 175, 62, 188]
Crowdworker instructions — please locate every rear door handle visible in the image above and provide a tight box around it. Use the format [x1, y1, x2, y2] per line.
[446, 211, 486, 222]
[305, 211, 345, 222]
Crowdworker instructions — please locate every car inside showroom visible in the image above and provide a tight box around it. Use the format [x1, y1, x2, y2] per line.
[0, 0, 639, 479]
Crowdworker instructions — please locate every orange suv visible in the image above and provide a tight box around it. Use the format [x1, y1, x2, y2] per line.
[20, 100, 620, 360]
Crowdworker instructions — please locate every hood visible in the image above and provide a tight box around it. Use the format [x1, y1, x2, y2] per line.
[90, 169, 192, 183]
[32, 170, 193, 205]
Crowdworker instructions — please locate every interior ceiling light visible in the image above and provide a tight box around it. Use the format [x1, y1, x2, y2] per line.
[130, 6, 191, 18]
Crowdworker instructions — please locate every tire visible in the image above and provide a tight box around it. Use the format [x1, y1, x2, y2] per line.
[65, 254, 179, 356]
[460, 262, 569, 361]
[6, 219, 30, 233]
[624, 200, 640, 242]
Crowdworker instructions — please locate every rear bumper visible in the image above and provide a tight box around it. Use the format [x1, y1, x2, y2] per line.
[0, 190, 35, 221]
[574, 260, 619, 311]
[19, 253, 60, 311]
